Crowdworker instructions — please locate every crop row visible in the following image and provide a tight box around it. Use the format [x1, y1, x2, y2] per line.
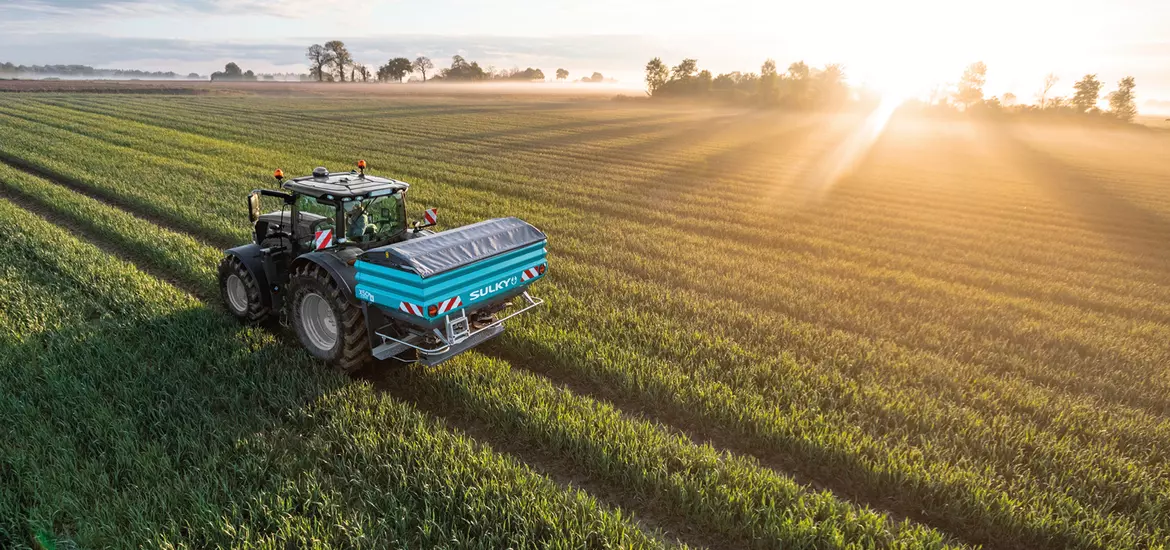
[0, 163, 962, 548]
[1, 95, 1168, 548]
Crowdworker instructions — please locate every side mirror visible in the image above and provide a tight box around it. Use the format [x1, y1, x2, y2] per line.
[247, 192, 261, 223]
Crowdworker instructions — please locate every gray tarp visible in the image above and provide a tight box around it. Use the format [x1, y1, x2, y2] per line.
[361, 217, 546, 278]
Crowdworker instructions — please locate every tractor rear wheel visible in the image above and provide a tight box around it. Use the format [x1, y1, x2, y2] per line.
[288, 263, 370, 373]
[218, 255, 270, 323]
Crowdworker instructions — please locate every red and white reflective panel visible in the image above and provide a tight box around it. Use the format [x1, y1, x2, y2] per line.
[313, 229, 334, 250]
[436, 296, 463, 315]
[399, 301, 425, 316]
[423, 208, 438, 225]
[521, 266, 542, 281]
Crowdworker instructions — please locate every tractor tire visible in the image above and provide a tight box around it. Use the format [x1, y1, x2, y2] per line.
[218, 255, 270, 323]
[288, 263, 370, 373]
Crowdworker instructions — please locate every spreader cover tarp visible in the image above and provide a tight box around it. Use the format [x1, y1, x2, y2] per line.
[362, 217, 546, 278]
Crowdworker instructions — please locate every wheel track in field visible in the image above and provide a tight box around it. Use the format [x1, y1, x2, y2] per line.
[471, 343, 1001, 550]
[364, 365, 728, 550]
[0, 151, 723, 549]
[0, 152, 236, 251]
[0, 186, 208, 303]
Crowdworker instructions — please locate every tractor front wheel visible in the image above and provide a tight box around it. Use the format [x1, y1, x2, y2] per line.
[288, 263, 370, 373]
[218, 255, 270, 323]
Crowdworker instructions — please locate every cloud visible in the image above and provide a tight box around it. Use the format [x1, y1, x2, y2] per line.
[0, 0, 361, 19]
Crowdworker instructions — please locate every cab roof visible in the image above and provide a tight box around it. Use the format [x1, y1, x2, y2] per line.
[281, 170, 410, 200]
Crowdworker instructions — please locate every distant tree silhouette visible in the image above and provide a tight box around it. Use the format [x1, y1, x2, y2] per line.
[813, 63, 847, 107]
[306, 44, 334, 82]
[437, 55, 488, 81]
[587, 72, 604, 83]
[1002, 92, 1017, 107]
[954, 62, 987, 108]
[758, 59, 778, 102]
[210, 62, 250, 81]
[671, 59, 698, 80]
[324, 41, 352, 82]
[1038, 73, 1059, 108]
[1071, 74, 1103, 113]
[378, 57, 413, 82]
[556, 68, 569, 81]
[1107, 76, 1137, 122]
[412, 56, 433, 82]
[355, 63, 371, 82]
[186, 72, 200, 79]
[645, 58, 668, 95]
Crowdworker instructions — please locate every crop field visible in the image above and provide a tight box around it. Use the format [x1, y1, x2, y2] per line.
[1, 91, 1168, 550]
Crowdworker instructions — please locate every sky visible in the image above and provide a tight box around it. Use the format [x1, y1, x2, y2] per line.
[2, 0, 1169, 104]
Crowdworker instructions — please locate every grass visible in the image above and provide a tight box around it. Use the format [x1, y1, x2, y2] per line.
[0, 91, 1168, 549]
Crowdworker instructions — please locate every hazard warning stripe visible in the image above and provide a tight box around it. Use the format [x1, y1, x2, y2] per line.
[313, 229, 334, 250]
[423, 208, 438, 225]
[521, 267, 541, 281]
[436, 296, 463, 314]
[398, 302, 424, 316]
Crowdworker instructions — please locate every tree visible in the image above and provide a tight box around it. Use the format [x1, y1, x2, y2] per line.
[556, 68, 569, 81]
[1038, 73, 1059, 109]
[813, 63, 847, 106]
[1071, 74, 1102, 113]
[1002, 92, 1017, 107]
[787, 61, 809, 80]
[671, 58, 698, 80]
[210, 62, 246, 81]
[378, 57, 413, 82]
[306, 44, 334, 82]
[437, 55, 488, 81]
[1107, 76, 1137, 122]
[645, 57, 668, 95]
[243, 69, 256, 81]
[589, 72, 604, 83]
[954, 61, 987, 108]
[355, 64, 371, 82]
[324, 40, 352, 82]
[758, 59, 778, 102]
[413, 56, 433, 82]
[186, 72, 200, 79]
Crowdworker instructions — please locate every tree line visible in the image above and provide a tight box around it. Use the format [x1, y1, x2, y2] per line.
[303, 41, 599, 83]
[641, 57, 1142, 121]
[935, 62, 1139, 122]
[0, 62, 191, 79]
[644, 57, 851, 109]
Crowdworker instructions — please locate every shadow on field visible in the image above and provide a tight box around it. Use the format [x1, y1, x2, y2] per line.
[980, 122, 1170, 268]
[0, 306, 344, 548]
[0, 150, 236, 250]
[472, 334, 1009, 550]
[359, 360, 723, 550]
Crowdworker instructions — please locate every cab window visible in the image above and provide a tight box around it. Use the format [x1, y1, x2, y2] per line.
[341, 193, 406, 243]
[296, 195, 337, 249]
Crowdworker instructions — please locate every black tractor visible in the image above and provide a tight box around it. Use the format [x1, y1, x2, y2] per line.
[218, 162, 548, 372]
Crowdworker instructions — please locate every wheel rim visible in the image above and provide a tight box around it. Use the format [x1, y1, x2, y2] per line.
[226, 274, 248, 313]
[300, 292, 338, 350]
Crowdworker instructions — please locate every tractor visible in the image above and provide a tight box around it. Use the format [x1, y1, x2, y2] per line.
[218, 161, 547, 371]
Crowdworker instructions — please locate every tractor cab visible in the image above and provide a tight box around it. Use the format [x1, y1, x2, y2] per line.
[247, 163, 424, 257]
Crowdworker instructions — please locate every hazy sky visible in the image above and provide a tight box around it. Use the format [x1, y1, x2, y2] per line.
[2, 0, 1168, 102]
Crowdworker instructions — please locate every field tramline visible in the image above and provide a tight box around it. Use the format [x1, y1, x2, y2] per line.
[1, 92, 1169, 549]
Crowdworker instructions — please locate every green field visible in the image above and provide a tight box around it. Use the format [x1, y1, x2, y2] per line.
[1, 92, 1168, 549]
